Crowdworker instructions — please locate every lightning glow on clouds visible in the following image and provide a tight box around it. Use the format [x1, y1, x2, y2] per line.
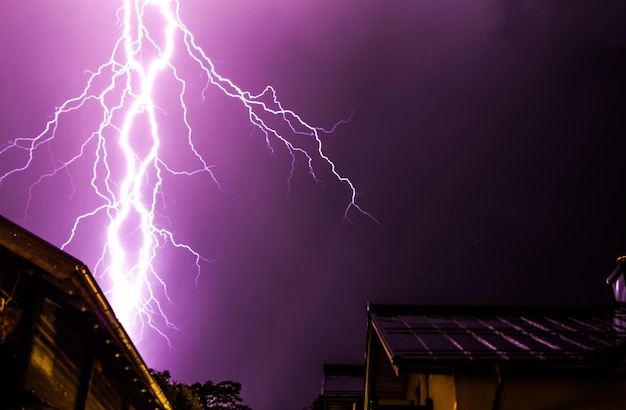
[0, 0, 374, 342]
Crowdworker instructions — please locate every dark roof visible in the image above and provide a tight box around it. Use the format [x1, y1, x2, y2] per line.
[321, 364, 365, 397]
[368, 304, 626, 369]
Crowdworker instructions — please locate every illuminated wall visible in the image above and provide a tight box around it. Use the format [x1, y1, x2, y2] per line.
[0, 219, 169, 410]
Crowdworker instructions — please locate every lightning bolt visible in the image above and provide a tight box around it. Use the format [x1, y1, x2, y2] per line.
[0, 0, 375, 343]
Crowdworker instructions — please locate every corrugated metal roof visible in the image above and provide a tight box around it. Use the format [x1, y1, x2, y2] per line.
[369, 304, 626, 367]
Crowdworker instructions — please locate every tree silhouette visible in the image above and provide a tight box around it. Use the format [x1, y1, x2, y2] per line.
[150, 369, 251, 410]
[192, 380, 251, 410]
[151, 370, 202, 410]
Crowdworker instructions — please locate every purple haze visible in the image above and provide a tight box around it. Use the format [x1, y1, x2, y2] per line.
[2, 1, 626, 409]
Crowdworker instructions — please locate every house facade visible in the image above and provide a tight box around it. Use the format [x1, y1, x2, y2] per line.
[364, 303, 626, 410]
[0, 215, 171, 410]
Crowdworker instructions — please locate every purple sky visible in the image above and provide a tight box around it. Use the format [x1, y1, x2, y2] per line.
[2, 1, 626, 409]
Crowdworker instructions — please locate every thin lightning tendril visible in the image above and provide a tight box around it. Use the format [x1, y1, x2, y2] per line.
[0, 0, 376, 343]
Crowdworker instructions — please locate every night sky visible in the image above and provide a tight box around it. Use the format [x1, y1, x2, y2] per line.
[2, 1, 626, 409]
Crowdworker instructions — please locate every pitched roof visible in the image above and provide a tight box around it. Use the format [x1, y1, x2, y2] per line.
[368, 304, 626, 369]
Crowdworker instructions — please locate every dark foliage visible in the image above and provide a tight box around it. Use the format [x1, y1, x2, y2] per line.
[150, 369, 251, 410]
[151, 370, 202, 410]
[192, 380, 251, 410]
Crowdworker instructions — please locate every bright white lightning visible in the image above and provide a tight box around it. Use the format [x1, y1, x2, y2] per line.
[0, 0, 375, 342]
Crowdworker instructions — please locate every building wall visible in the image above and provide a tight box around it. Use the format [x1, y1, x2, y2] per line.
[404, 373, 455, 410]
[0, 244, 166, 409]
[497, 372, 626, 410]
[86, 359, 124, 410]
[454, 370, 499, 410]
[365, 319, 626, 410]
[365, 332, 410, 408]
[24, 296, 92, 409]
[365, 331, 457, 410]
[369, 364, 626, 410]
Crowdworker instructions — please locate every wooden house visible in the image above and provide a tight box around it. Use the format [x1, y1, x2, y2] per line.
[0, 215, 171, 409]
[364, 302, 626, 410]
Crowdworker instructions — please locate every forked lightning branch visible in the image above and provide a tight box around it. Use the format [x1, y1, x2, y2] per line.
[0, 0, 373, 342]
